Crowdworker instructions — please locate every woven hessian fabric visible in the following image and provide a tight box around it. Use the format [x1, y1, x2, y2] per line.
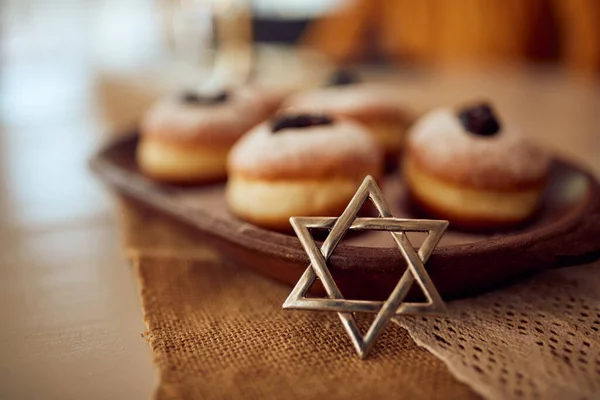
[120, 198, 478, 400]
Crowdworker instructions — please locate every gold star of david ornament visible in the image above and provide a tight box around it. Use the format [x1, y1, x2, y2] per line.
[283, 176, 449, 358]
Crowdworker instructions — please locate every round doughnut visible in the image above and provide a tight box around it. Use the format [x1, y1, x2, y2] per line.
[137, 88, 274, 183]
[226, 114, 383, 230]
[281, 84, 413, 164]
[404, 104, 551, 229]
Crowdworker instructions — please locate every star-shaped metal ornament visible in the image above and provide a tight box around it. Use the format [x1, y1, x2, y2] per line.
[283, 176, 449, 358]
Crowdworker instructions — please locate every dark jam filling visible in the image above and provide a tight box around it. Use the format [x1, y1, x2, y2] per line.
[181, 90, 229, 105]
[327, 68, 361, 86]
[270, 113, 334, 133]
[457, 102, 501, 136]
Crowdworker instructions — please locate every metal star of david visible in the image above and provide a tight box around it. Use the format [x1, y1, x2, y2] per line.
[282, 175, 449, 358]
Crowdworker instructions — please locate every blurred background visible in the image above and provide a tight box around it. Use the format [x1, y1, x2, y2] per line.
[1, 1, 599, 398]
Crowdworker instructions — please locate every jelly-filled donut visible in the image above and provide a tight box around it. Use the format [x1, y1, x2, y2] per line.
[138, 88, 273, 183]
[404, 102, 550, 229]
[226, 113, 383, 230]
[281, 71, 412, 168]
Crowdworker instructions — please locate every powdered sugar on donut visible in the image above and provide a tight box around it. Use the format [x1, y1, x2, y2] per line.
[228, 118, 382, 180]
[408, 108, 550, 189]
[141, 88, 270, 146]
[282, 84, 409, 121]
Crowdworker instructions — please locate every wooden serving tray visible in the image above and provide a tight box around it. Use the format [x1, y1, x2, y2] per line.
[91, 133, 600, 301]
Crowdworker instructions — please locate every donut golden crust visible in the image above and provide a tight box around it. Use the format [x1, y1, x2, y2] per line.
[405, 156, 546, 229]
[226, 118, 383, 229]
[138, 88, 271, 183]
[405, 107, 550, 228]
[281, 85, 412, 157]
[226, 178, 362, 230]
[137, 139, 229, 184]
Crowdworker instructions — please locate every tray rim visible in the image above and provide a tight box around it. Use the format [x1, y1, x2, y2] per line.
[91, 132, 600, 276]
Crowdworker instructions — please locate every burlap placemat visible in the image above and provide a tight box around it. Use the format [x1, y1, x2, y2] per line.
[119, 197, 600, 399]
[120, 197, 479, 400]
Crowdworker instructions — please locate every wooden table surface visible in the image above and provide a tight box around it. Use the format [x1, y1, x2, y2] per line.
[1, 2, 599, 400]
[0, 2, 160, 399]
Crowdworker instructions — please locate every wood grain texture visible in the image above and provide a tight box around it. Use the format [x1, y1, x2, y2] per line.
[90, 134, 600, 302]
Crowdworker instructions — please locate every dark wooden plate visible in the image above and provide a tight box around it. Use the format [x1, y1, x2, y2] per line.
[91, 133, 600, 301]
